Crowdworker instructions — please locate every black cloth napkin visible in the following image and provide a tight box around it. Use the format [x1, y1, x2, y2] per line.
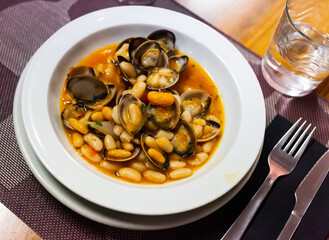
[143, 115, 329, 240]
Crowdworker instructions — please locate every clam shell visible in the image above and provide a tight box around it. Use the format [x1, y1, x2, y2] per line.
[141, 132, 169, 170]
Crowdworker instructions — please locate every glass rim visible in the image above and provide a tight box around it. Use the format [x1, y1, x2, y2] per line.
[285, 0, 329, 48]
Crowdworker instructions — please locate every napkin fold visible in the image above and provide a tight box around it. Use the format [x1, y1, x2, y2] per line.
[143, 115, 329, 240]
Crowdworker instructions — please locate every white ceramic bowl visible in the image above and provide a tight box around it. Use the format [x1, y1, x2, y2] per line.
[21, 6, 265, 215]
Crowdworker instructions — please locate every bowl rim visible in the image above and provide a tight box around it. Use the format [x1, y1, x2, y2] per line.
[21, 6, 265, 215]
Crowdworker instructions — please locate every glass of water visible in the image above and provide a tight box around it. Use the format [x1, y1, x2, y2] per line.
[262, 0, 329, 97]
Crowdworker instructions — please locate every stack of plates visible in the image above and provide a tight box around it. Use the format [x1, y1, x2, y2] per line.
[14, 6, 265, 230]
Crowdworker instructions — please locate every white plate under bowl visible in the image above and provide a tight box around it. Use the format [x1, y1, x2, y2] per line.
[21, 6, 265, 215]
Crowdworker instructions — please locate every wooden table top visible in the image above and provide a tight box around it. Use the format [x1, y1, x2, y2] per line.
[1, 1, 328, 239]
[177, 0, 329, 99]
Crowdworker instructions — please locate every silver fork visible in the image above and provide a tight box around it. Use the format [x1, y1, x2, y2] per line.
[222, 118, 316, 240]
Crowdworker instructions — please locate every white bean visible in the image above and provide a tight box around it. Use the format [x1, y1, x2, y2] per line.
[156, 137, 174, 153]
[108, 149, 132, 158]
[137, 74, 147, 82]
[181, 110, 192, 123]
[202, 139, 216, 153]
[122, 142, 134, 151]
[128, 103, 142, 125]
[104, 135, 116, 150]
[72, 132, 84, 148]
[169, 168, 192, 180]
[100, 160, 121, 171]
[119, 61, 137, 78]
[169, 160, 187, 170]
[120, 130, 134, 143]
[143, 170, 166, 183]
[131, 81, 146, 99]
[155, 129, 174, 140]
[195, 144, 203, 153]
[118, 167, 142, 182]
[187, 152, 208, 166]
[113, 125, 124, 136]
[112, 106, 121, 124]
[193, 118, 206, 126]
[80, 145, 102, 163]
[91, 112, 104, 122]
[130, 162, 147, 172]
[193, 125, 203, 138]
[84, 133, 103, 151]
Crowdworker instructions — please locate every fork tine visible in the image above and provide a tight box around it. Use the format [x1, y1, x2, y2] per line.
[288, 123, 311, 155]
[275, 118, 302, 149]
[293, 127, 316, 160]
[283, 120, 306, 151]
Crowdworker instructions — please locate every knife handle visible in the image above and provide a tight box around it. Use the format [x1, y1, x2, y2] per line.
[277, 210, 301, 240]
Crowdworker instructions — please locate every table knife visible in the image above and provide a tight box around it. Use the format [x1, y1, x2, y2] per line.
[277, 150, 329, 240]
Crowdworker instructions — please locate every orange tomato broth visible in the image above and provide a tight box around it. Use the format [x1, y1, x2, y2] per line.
[60, 43, 225, 184]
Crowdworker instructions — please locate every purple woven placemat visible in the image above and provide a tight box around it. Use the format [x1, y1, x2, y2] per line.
[0, 0, 328, 239]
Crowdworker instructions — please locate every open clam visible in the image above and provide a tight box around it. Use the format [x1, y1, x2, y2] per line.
[141, 132, 169, 170]
[147, 29, 176, 55]
[148, 96, 180, 130]
[103, 147, 140, 162]
[128, 37, 148, 60]
[67, 66, 95, 80]
[118, 94, 147, 134]
[181, 90, 211, 117]
[146, 67, 179, 90]
[114, 37, 132, 61]
[61, 104, 87, 130]
[169, 55, 189, 73]
[66, 75, 116, 109]
[117, 56, 139, 85]
[196, 119, 221, 142]
[171, 120, 197, 157]
[132, 40, 169, 71]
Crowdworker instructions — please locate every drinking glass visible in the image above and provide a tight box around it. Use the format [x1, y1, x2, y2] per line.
[261, 0, 329, 97]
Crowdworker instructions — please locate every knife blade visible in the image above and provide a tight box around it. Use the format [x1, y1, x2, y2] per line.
[277, 150, 329, 240]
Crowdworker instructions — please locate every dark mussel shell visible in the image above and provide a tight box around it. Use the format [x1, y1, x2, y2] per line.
[171, 120, 197, 157]
[132, 40, 169, 71]
[67, 66, 95, 80]
[141, 132, 170, 170]
[148, 29, 176, 55]
[169, 55, 189, 73]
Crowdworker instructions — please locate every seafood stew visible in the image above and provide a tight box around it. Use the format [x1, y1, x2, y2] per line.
[60, 30, 225, 184]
